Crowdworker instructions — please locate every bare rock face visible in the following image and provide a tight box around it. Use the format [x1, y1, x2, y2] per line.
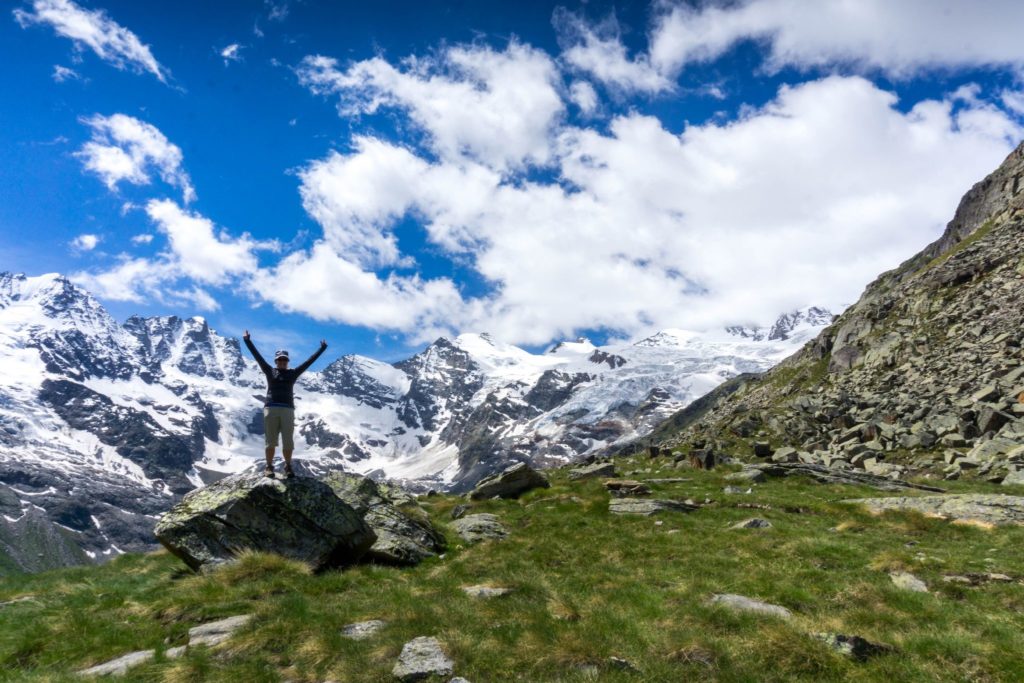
[468, 462, 550, 500]
[320, 471, 446, 566]
[845, 493, 1024, 526]
[154, 470, 375, 572]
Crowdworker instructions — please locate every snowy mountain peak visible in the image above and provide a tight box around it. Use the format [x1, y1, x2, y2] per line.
[726, 306, 834, 343]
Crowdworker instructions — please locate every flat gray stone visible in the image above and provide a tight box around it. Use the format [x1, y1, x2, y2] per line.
[568, 462, 617, 480]
[450, 514, 507, 543]
[846, 494, 1024, 526]
[165, 645, 187, 659]
[890, 571, 928, 593]
[392, 636, 454, 681]
[78, 650, 155, 677]
[462, 585, 512, 598]
[609, 498, 698, 516]
[727, 469, 766, 484]
[188, 614, 253, 647]
[469, 462, 549, 500]
[341, 619, 387, 640]
[730, 518, 772, 530]
[709, 593, 791, 619]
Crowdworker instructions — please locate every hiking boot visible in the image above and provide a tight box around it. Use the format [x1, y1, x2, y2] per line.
[264, 465, 275, 478]
[284, 464, 295, 479]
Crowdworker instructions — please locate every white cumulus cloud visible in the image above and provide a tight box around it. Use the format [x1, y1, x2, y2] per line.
[649, 0, 1024, 78]
[220, 43, 242, 65]
[77, 114, 196, 203]
[283, 73, 1021, 345]
[296, 41, 565, 172]
[70, 233, 99, 251]
[14, 0, 167, 82]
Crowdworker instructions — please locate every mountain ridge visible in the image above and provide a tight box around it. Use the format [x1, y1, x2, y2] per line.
[0, 271, 827, 571]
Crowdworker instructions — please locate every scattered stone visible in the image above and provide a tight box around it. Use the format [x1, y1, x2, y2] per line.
[753, 441, 772, 457]
[154, 471, 376, 572]
[604, 479, 652, 496]
[942, 572, 1014, 586]
[164, 645, 186, 660]
[890, 571, 928, 593]
[568, 462, 617, 480]
[748, 462, 944, 492]
[341, 619, 387, 640]
[188, 614, 253, 648]
[725, 469, 766, 484]
[77, 650, 155, 677]
[462, 585, 512, 598]
[709, 593, 791, 619]
[450, 514, 507, 543]
[450, 504, 470, 520]
[771, 447, 799, 463]
[609, 499, 699, 516]
[846, 494, 1024, 526]
[730, 518, 772, 530]
[608, 656, 641, 673]
[723, 486, 749, 495]
[469, 462, 549, 500]
[813, 633, 894, 661]
[392, 636, 454, 682]
[448, 678, 472, 683]
[1002, 470, 1024, 487]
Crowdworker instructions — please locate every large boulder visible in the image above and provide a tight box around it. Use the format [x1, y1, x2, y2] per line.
[154, 471, 375, 572]
[320, 471, 446, 566]
[469, 462, 550, 500]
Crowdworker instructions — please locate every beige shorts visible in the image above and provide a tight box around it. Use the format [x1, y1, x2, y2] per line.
[263, 406, 295, 449]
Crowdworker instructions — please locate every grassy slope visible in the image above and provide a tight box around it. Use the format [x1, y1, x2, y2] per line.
[2, 462, 1024, 682]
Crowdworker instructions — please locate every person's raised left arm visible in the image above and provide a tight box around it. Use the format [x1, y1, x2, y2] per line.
[294, 339, 328, 376]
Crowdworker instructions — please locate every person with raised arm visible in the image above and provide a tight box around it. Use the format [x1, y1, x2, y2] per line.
[242, 330, 327, 478]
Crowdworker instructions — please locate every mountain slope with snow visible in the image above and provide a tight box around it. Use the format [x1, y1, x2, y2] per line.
[0, 271, 830, 570]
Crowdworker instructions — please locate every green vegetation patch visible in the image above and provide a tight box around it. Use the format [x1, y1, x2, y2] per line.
[3, 461, 1024, 682]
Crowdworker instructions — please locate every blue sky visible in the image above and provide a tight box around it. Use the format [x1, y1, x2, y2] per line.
[3, 0, 1024, 360]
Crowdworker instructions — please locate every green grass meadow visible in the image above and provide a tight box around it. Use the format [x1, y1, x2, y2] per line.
[3, 459, 1024, 682]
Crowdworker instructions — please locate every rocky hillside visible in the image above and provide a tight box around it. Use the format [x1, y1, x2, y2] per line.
[657, 142, 1024, 484]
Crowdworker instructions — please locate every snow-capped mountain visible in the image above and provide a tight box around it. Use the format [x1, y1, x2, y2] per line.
[0, 272, 831, 569]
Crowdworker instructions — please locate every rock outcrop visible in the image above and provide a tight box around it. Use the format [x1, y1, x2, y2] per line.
[468, 462, 550, 500]
[154, 471, 375, 572]
[320, 471, 445, 566]
[656, 142, 1024, 484]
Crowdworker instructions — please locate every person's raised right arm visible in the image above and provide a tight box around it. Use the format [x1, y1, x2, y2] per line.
[242, 329, 272, 374]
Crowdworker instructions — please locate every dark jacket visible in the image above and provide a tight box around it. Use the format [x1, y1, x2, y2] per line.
[244, 337, 326, 408]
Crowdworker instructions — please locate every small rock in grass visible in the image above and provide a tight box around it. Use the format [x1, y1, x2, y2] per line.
[450, 514, 507, 543]
[942, 572, 1013, 586]
[890, 571, 928, 592]
[188, 614, 253, 647]
[78, 650, 155, 676]
[725, 469, 766, 484]
[608, 656, 641, 673]
[450, 504, 470, 520]
[730, 518, 772, 530]
[462, 585, 512, 598]
[814, 633, 894, 661]
[709, 593, 791, 619]
[609, 499, 698, 516]
[392, 636, 454, 682]
[341, 619, 387, 640]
